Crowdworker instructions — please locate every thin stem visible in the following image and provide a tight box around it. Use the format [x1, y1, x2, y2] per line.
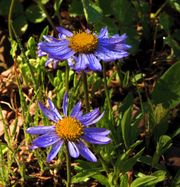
[65, 63, 70, 91]
[82, 71, 90, 112]
[8, 0, 15, 40]
[102, 63, 113, 120]
[10, 24, 38, 91]
[35, 0, 56, 31]
[65, 142, 71, 187]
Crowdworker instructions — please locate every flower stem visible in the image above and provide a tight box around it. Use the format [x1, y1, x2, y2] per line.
[82, 71, 90, 112]
[102, 63, 112, 117]
[65, 63, 70, 91]
[8, 0, 15, 39]
[102, 63, 115, 129]
[65, 142, 71, 187]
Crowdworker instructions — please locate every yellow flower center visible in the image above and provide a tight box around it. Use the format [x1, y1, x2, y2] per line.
[55, 117, 84, 141]
[69, 32, 98, 53]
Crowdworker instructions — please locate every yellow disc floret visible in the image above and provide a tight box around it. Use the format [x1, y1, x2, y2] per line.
[56, 117, 84, 141]
[69, 32, 98, 53]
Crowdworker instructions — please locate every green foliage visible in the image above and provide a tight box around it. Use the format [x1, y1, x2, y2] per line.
[1, 0, 180, 186]
[152, 62, 180, 109]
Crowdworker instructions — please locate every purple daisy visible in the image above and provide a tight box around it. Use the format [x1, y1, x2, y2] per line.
[38, 26, 131, 72]
[26, 93, 111, 162]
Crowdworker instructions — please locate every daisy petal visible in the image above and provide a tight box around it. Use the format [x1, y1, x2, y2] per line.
[87, 54, 102, 71]
[83, 112, 104, 126]
[82, 134, 111, 144]
[56, 26, 73, 37]
[46, 140, 64, 162]
[76, 141, 97, 162]
[26, 126, 55, 135]
[38, 102, 59, 122]
[68, 141, 80, 158]
[63, 92, 68, 116]
[79, 108, 100, 123]
[48, 98, 62, 120]
[84, 128, 110, 135]
[98, 27, 108, 38]
[74, 54, 89, 72]
[32, 132, 60, 148]
[70, 101, 82, 117]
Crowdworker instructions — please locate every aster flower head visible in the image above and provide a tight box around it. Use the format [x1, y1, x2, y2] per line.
[26, 93, 111, 162]
[38, 26, 131, 72]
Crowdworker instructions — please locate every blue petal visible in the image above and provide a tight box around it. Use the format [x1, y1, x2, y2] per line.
[82, 134, 111, 144]
[76, 141, 97, 162]
[86, 54, 102, 71]
[32, 132, 60, 148]
[48, 98, 62, 120]
[56, 26, 73, 37]
[76, 111, 83, 118]
[95, 46, 128, 62]
[46, 140, 64, 162]
[74, 54, 89, 72]
[38, 102, 59, 122]
[99, 34, 127, 44]
[98, 27, 108, 38]
[78, 108, 100, 123]
[39, 41, 75, 60]
[84, 128, 110, 136]
[63, 92, 68, 116]
[68, 141, 80, 158]
[83, 112, 104, 126]
[70, 101, 82, 117]
[26, 126, 55, 135]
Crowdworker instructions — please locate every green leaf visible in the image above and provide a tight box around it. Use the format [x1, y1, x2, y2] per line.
[120, 174, 129, 187]
[25, 4, 46, 23]
[131, 176, 157, 187]
[69, 0, 84, 17]
[92, 174, 110, 187]
[152, 62, 180, 109]
[71, 168, 103, 183]
[81, 0, 103, 23]
[152, 135, 172, 167]
[159, 12, 173, 33]
[131, 170, 166, 187]
[171, 169, 180, 187]
[13, 14, 28, 35]
[54, 0, 63, 12]
[121, 107, 141, 148]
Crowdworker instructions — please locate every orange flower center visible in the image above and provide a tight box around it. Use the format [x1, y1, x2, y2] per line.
[69, 32, 98, 53]
[56, 117, 83, 141]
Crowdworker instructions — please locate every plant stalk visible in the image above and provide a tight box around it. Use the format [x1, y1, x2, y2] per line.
[65, 142, 71, 187]
[82, 71, 90, 112]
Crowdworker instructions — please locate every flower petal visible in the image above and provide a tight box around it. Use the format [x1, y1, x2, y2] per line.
[95, 46, 128, 62]
[86, 54, 102, 71]
[63, 92, 68, 116]
[26, 126, 55, 135]
[82, 134, 111, 144]
[74, 54, 89, 72]
[32, 132, 60, 148]
[46, 140, 64, 162]
[56, 26, 73, 37]
[39, 40, 75, 60]
[79, 108, 100, 123]
[84, 128, 110, 136]
[76, 141, 97, 162]
[98, 27, 108, 38]
[38, 102, 59, 122]
[48, 98, 62, 120]
[68, 141, 80, 158]
[83, 112, 104, 126]
[70, 101, 82, 117]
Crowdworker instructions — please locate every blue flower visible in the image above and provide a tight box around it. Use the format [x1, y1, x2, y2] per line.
[26, 93, 111, 162]
[38, 27, 131, 72]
